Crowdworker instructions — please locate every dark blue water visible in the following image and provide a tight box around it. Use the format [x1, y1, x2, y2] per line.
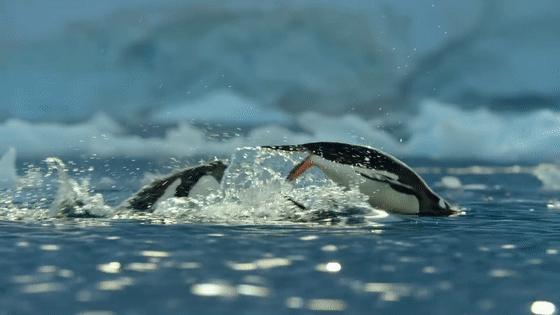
[1, 161, 559, 315]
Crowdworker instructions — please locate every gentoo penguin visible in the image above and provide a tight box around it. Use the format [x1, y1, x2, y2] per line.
[124, 160, 228, 212]
[262, 142, 457, 216]
[123, 160, 307, 212]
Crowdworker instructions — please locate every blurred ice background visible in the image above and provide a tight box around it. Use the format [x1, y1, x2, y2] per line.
[1, 0, 559, 161]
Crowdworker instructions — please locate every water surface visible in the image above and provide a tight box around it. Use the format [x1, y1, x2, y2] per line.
[1, 159, 559, 315]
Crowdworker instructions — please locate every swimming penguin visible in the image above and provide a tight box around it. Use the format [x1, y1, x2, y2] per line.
[262, 142, 457, 216]
[124, 160, 228, 211]
[123, 160, 307, 212]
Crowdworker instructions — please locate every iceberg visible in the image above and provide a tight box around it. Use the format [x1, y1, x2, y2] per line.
[0, 100, 558, 162]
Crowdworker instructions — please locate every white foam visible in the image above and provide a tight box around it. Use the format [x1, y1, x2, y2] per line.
[152, 148, 398, 225]
[46, 157, 113, 217]
[0, 148, 398, 224]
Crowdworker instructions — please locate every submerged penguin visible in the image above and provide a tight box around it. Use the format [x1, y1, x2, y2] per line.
[263, 142, 457, 216]
[123, 159, 307, 212]
[124, 160, 228, 211]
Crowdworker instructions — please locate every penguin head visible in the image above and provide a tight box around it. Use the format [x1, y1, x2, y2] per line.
[424, 197, 458, 216]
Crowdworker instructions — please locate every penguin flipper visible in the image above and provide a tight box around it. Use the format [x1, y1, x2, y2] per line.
[358, 172, 418, 197]
[285, 196, 307, 210]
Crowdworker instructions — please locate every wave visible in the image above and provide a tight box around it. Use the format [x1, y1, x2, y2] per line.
[0, 99, 558, 162]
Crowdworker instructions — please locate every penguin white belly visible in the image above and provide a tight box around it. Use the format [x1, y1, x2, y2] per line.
[188, 175, 221, 199]
[153, 178, 182, 209]
[358, 178, 419, 214]
[312, 156, 419, 214]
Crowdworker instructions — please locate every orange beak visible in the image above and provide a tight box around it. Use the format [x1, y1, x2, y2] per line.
[287, 156, 315, 181]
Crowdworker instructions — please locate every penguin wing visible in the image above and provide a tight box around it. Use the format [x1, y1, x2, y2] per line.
[285, 196, 307, 210]
[358, 172, 418, 197]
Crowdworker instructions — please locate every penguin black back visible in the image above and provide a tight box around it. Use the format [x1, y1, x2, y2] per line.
[126, 161, 227, 212]
[263, 142, 424, 188]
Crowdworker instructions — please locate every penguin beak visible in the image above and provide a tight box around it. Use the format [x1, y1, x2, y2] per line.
[287, 156, 315, 181]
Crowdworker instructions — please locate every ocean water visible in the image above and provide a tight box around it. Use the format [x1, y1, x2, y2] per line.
[1, 148, 559, 315]
[3, 1, 560, 314]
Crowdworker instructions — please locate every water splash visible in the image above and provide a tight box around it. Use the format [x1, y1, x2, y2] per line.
[0, 148, 397, 225]
[151, 147, 396, 225]
[46, 157, 112, 218]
